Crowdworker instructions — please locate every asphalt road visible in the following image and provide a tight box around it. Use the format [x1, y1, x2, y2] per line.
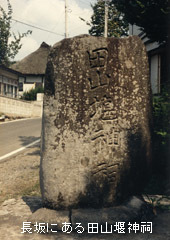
[0, 118, 42, 158]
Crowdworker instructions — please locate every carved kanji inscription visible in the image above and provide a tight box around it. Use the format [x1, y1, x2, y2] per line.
[41, 35, 152, 209]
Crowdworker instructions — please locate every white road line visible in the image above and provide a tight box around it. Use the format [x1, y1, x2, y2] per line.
[0, 117, 41, 125]
[0, 139, 40, 161]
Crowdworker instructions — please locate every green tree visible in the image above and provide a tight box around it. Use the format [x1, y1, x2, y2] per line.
[89, 0, 128, 37]
[0, 0, 32, 66]
[112, 0, 170, 44]
[152, 85, 170, 173]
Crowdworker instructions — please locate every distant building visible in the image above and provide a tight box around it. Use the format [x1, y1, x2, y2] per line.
[11, 42, 50, 96]
[129, 25, 167, 94]
[0, 65, 19, 98]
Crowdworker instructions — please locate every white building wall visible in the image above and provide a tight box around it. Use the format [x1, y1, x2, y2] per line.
[23, 83, 35, 92]
[150, 55, 160, 94]
[129, 24, 161, 94]
[26, 76, 43, 83]
[18, 75, 44, 97]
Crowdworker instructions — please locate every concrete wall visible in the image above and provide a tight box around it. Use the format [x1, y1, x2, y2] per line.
[37, 93, 44, 101]
[0, 95, 43, 118]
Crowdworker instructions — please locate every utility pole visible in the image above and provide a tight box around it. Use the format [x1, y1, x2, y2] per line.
[104, 0, 108, 37]
[65, 0, 68, 38]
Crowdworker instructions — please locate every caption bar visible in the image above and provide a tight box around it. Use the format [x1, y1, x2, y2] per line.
[21, 221, 152, 234]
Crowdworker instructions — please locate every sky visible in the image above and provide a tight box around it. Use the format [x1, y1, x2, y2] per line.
[1, 0, 97, 61]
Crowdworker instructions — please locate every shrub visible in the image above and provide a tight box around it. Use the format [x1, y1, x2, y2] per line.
[152, 83, 170, 174]
[21, 86, 44, 101]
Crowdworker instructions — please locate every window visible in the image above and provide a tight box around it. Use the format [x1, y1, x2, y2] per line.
[19, 82, 23, 91]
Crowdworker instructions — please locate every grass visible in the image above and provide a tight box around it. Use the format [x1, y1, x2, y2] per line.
[143, 174, 170, 212]
[21, 181, 41, 197]
[0, 180, 41, 205]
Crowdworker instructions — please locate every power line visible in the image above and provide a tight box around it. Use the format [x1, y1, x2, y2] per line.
[44, 10, 65, 42]
[12, 18, 64, 36]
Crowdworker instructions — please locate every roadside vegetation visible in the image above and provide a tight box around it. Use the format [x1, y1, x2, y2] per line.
[0, 0, 31, 66]
[143, 84, 170, 211]
[21, 86, 44, 101]
[153, 85, 170, 176]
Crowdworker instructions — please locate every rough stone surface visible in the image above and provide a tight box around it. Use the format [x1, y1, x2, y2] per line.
[28, 208, 70, 230]
[72, 196, 153, 231]
[40, 35, 152, 209]
[0, 197, 170, 240]
[28, 197, 152, 232]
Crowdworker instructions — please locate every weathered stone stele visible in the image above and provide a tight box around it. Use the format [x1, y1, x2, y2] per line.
[40, 35, 152, 210]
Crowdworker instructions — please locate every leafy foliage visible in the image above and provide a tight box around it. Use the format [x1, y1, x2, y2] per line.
[0, 0, 32, 66]
[89, 0, 128, 37]
[112, 0, 170, 44]
[152, 84, 170, 173]
[21, 86, 44, 101]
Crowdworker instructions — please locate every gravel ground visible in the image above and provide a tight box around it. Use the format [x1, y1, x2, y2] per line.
[0, 146, 170, 240]
[0, 145, 41, 204]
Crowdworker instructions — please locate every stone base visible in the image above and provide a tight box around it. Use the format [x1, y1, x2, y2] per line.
[28, 208, 70, 231]
[28, 196, 153, 232]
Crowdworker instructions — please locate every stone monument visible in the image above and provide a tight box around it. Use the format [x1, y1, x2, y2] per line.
[40, 35, 152, 211]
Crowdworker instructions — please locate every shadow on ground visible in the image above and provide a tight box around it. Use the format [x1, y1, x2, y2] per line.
[19, 136, 40, 146]
[27, 149, 40, 156]
[22, 196, 43, 213]
[18, 135, 41, 156]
